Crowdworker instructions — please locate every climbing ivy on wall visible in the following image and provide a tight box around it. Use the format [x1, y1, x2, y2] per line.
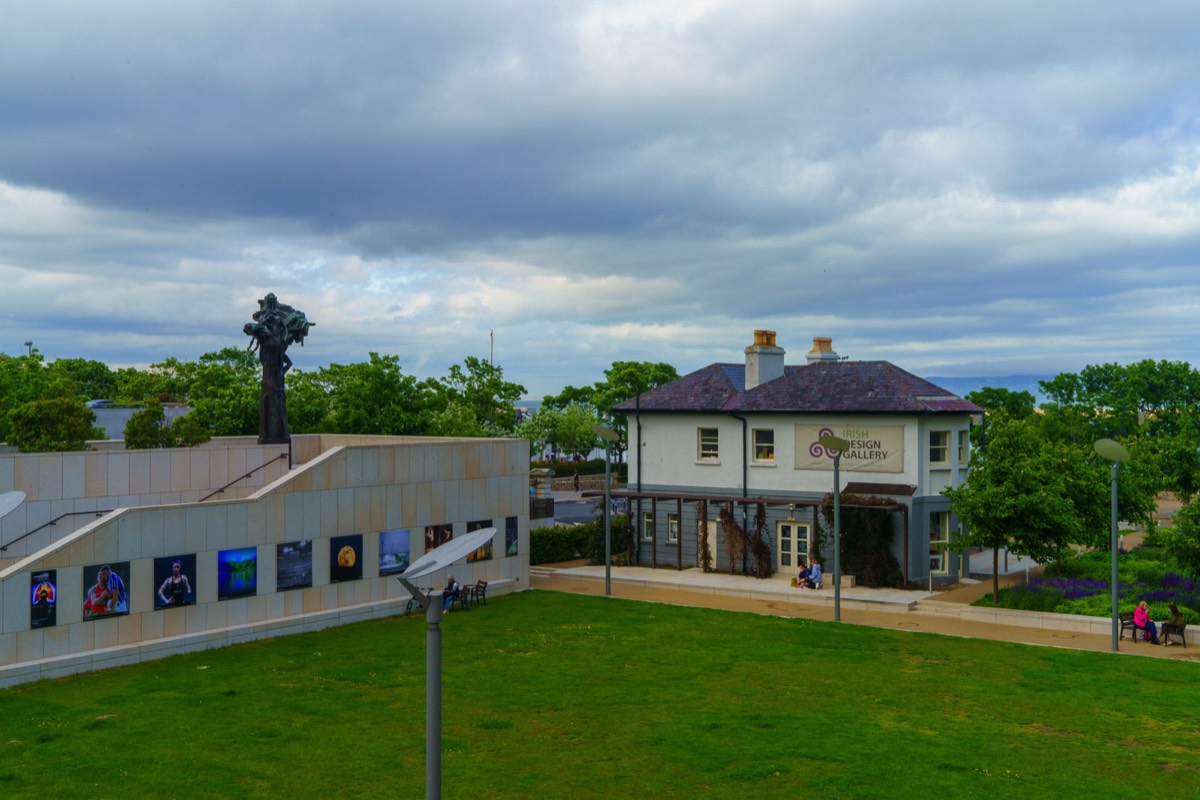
[820, 494, 904, 588]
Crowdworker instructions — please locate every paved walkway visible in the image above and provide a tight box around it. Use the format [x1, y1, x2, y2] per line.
[530, 562, 1196, 661]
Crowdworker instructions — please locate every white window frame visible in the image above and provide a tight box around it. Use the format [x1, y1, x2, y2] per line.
[698, 427, 719, 461]
[667, 513, 680, 542]
[642, 511, 654, 541]
[957, 430, 969, 465]
[929, 431, 950, 465]
[752, 428, 775, 462]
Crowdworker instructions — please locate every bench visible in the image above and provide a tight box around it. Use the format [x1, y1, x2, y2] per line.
[1119, 612, 1158, 643]
[1162, 622, 1188, 648]
[464, 580, 489, 607]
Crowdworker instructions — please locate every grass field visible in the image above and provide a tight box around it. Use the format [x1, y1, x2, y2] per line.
[2, 590, 1198, 799]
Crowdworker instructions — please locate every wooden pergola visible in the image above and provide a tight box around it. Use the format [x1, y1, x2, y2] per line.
[584, 488, 913, 582]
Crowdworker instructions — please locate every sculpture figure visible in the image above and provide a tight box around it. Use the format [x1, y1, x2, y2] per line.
[243, 294, 313, 444]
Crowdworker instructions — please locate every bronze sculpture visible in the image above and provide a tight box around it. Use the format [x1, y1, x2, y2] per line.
[243, 294, 313, 444]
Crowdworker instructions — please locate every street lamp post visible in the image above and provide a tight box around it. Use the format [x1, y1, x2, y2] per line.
[594, 424, 620, 596]
[1094, 438, 1130, 653]
[819, 434, 850, 622]
[397, 527, 497, 800]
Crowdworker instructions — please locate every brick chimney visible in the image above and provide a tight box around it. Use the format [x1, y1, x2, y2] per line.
[805, 336, 840, 364]
[744, 330, 785, 390]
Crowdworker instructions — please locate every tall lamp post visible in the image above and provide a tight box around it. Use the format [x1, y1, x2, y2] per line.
[819, 434, 850, 622]
[397, 527, 497, 800]
[1094, 438, 1129, 652]
[594, 424, 620, 596]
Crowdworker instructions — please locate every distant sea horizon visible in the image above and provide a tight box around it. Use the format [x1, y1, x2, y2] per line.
[925, 375, 1052, 404]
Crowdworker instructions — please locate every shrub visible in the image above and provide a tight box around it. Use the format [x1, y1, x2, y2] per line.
[530, 525, 592, 565]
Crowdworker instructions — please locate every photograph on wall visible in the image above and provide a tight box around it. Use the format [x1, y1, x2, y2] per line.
[505, 516, 518, 557]
[153, 554, 196, 610]
[330, 534, 363, 583]
[82, 561, 130, 620]
[30, 569, 57, 629]
[424, 523, 452, 552]
[466, 519, 493, 562]
[218, 547, 258, 600]
[277, 540, 313, 591]
[378, 529, 411, 576]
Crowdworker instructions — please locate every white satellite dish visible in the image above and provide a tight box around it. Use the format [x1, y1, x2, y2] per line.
[0, 491, 25, 520]
[402, 527, 497, 582]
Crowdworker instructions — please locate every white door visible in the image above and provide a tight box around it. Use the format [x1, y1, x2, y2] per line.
[777, 521, 810, 573]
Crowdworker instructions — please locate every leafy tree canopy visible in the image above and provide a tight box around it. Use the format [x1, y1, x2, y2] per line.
[6, 397, 104, 453]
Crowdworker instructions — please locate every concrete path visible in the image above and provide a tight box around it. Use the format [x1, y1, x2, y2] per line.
[530, 563, 1196, 661]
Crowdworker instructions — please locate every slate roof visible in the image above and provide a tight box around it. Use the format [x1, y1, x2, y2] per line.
[615, 361, 981, 416]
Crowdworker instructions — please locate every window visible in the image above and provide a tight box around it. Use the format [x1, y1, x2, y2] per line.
[698, 427, 719, 461]
[753, 429, 775, 462]
[668, 513, 680, 542]
[929, 511, 950, 573]
[957, 430, 969, 465]
[642, 512, 654, 541]
[929, 431, 949, 465]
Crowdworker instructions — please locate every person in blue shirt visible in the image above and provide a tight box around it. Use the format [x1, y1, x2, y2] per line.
[803, 559, 823, 589]
[443, 576, 460, 613]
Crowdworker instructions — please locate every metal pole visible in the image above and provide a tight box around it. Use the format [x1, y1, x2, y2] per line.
[1111, 462, 1119, 653]
[833, 452, 841, 622]
[604, 445, 612, 596]
[427, 591, 443, 799]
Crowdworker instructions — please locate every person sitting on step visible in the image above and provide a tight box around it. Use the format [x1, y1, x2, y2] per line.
[803, 559, 823, 590]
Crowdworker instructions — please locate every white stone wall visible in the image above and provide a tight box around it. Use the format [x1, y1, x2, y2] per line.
[0, 436, 530, 686]
[0, 439, 290, 560]
[631, 413, 967, 495]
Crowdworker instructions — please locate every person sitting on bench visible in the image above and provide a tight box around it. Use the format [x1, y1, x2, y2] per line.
[1134, 600, 1159, 644]
[802, 559, 823, 589]
[443, 576, 460, 614]
[1163, 602, 1185, 646]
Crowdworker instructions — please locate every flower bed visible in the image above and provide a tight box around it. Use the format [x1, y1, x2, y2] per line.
[974, 549, 1199, 623]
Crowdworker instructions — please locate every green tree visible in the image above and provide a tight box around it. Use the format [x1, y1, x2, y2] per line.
[322, 353, 441, 435]
[943, 413, 1111, 602]
[515, 406, 560, 460]
[168, 412, 212, 448]
[545, 361, 679, 455]
[0, 352, 72, 443]
[184, 348, 261, 437]
[556, 403, 601, 458]
[124, 401, 172, 449]
[966, 387, 1036, 419]
[6, 397, 104, 452]
[428, 400, 486, 437]
[284, 368, 332, 434]
[440, 356, 526, 433]
[46, 358, 117, 401]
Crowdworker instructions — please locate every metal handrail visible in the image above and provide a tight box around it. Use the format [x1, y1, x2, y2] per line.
[1, 509, 113, 552]
[199, 452, 289, 502]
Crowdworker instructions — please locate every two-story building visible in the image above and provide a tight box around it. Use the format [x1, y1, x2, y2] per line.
[614, 332, 980, 585]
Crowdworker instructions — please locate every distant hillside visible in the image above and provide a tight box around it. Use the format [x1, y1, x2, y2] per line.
[926, 376, 1052, 405]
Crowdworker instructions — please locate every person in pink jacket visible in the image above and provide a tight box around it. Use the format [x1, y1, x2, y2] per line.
[1134, 600, 1159, 644]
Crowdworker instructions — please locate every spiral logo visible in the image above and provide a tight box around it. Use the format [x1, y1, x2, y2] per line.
[809, 427, 836, 458]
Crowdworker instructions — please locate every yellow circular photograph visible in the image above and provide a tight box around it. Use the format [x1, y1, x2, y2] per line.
[337, 545, 356, 568]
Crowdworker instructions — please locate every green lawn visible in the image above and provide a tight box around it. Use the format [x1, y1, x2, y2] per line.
[2, 591, 1198, 799]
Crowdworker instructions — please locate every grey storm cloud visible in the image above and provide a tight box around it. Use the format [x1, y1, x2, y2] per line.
[3, 1, 1200, 396]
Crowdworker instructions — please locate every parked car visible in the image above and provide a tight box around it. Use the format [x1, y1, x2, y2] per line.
[86, 399, 114, 409]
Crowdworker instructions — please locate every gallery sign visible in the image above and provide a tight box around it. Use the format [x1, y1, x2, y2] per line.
[795, 424, 905, 473]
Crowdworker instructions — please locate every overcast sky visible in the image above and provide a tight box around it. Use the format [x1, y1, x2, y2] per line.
[3, 2, 1199, 399]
